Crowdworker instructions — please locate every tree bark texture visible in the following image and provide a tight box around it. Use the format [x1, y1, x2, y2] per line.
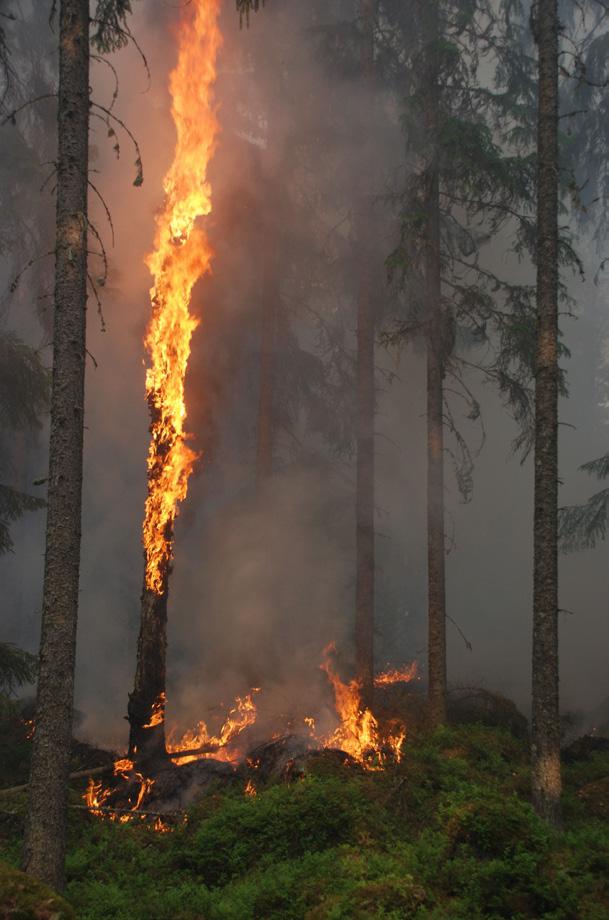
[128, 584, 169, 762]
[532, 0, 562, 825]
[354, 0, 376, 706]
[22, 0, 89, 890]
[423, 0, 447, 728]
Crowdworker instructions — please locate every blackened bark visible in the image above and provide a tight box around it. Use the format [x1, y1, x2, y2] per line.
[22, 0, 89, 890]
[532, 0, 561, 825]
[423, 0, 447, 728]
[354, 0, 376, 707]
[128, 585, 169, 763]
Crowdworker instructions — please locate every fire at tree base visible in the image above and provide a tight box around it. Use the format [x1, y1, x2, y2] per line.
[127, 587, 169, 765]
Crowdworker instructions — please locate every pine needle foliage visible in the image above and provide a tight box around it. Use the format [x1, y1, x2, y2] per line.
[559, 452, 609, 551]
[236, 0, 264, 26]
[0, 333, 48, 554]
[91, 1, 134, 53]
[0, 333, 48, 432]
[0, 641, 36, 696]
[0, 485, 45, 555]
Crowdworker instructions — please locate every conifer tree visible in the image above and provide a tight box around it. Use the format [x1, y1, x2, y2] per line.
[531, 0, 562, 827]
[381, 0, 538, 725]
[23, 0, 138, 889]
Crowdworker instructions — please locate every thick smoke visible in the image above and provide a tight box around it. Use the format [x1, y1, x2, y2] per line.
[1, 0, 608, 751]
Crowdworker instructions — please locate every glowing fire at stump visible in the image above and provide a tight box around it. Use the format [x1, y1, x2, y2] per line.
[86, 651, 417, 828]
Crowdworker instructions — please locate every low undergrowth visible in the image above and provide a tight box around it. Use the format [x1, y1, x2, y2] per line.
[1, 725, 609, 919]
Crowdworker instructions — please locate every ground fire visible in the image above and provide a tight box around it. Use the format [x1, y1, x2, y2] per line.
[84, 648, 418, 829]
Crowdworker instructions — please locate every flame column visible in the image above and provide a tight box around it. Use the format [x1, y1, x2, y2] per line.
[127, 0, 222, 761]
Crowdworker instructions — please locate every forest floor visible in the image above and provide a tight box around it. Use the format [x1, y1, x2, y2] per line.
[1, 709, 609, 919]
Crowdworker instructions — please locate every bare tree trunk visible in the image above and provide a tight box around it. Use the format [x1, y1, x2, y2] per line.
[354, 0, 376, 707]
[128, 394, 173, 763]
[422, 0, 447, 728]
[22, 0, 89, 890]
[532, 0, 561, 826]
[127, 584, 169, 762]
[426, 169, 447, 728]
[256, 278, 275, 484]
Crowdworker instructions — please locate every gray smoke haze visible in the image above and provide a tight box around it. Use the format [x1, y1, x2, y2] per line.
[1, 0, 608, 752]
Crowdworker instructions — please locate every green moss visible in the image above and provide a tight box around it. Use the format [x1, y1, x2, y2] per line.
[1, 726, 608, 920]
[0, 861, 75, 919]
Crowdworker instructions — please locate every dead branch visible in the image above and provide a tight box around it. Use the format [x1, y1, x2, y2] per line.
[0, 764, 112, 797]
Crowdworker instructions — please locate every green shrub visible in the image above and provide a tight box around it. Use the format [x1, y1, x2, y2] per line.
[179, 777, 372, 885]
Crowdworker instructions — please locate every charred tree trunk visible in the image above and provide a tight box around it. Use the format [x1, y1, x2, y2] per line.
[256, 276, 275, 485]
[22, 0, 89, 890]
[128, 399, 173, 764]
[532, 0, 561, 825]
[423, 0, 447, 728]
[354, 0, 376, 708]
[127, 584, 169, 763]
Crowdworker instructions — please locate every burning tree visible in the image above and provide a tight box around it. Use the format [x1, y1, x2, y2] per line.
[127, 0, 222, 763]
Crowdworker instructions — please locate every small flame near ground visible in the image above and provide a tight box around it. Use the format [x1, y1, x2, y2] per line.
[167, 689, 261, 765]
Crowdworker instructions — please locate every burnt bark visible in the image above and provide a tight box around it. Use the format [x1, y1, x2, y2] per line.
[354, 0, 376, 707]
[423, 0, 447, 728]
[22, 0, 90, 890]
[128, 585, 169, 763]
[532, 0, 561, 825]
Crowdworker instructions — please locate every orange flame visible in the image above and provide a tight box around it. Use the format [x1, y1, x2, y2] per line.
[142, 0, 222, 594]
[84, 766, 154, 823]
[143, 692, 166, 729]
[374, 662, 418, 687]
[244, 779, 257, 798]
[168, 689, 260, 765]
[318, 644, 410, 767]
[84, 778, 111, 815]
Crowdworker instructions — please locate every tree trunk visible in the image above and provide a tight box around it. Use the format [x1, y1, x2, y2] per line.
[127, 584, 169, 762]
[256, 277, 275, 485]
[532, 0, 561, 825]
[423, 0, 447, 728]
[354, 0, 376, 707]
[22, 0, 89, 890]
[426, 169, 447, 728]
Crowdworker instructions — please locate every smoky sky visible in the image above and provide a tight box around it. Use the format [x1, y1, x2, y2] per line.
[1, 0, 608, 751]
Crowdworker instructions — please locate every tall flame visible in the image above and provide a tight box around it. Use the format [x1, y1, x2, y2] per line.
[143, 0, 222, 594]
[319, 644, 409, 767]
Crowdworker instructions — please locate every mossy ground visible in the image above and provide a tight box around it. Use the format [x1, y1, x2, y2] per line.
[1, 725, 609, 919]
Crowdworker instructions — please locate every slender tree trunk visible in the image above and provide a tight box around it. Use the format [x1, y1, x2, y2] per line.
[22, 0, 89, 890]
[256, 278, 275, 484]
[354, 0, 376, 707]
[426, 170, 447, 728]
[423, 0, 447, 728]
[128, 398, 172, 763]
[532, 0, 561, 825]
[127, 584, 169, 762]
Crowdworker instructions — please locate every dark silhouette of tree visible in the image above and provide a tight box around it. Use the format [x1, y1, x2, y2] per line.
[22, 0, 92, 886]
[22, 0, 139, 889]
[531, 0, 562, 827]
[381, 0, 539, 725]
